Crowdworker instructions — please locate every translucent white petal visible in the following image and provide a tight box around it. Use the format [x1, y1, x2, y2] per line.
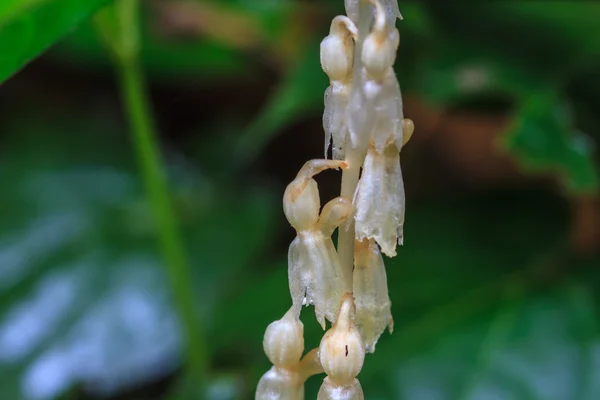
[344, 0, 359, 23]
[372, 72, 404, 153]
[354, 146, 405, 257]
[288, 233, 345, 329]
[323, 83, 352, 160]
[347, 69, 374, 154]
[347, 70, 403, 155]
[353, 239, 393, 352]
[382, 0, 402, 22]
[345, 0, 400, 26]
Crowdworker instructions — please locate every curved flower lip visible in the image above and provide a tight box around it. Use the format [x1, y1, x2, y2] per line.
[286, 160, 348, 205]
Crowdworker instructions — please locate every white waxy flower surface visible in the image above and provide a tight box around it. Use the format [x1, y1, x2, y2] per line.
[263, 308, 304, 368]
[284, 160, 353, 328]
[321, 16, 357, 160]
[257, 308, 305, 400]
[354, 144, 405, 256]
[259, 0, 413, 397]
[353, 238, 393, 352]
[347, 0, 404, 155]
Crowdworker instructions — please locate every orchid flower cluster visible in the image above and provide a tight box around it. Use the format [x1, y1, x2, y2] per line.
[256, 0, 413, 398]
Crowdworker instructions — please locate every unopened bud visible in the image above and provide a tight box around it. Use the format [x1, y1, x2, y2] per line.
[321, 16, 357, 82]
[263, 308, 304, 369]
[362, 0, 399, 80]
[317, 197, 353, 237]
[283, 179, 320, 231]
[284, 160, 347, 231]
[319, 294, 365, 385]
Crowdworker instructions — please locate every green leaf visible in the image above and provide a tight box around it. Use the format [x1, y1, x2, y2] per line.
[0, 115, 277, 399]
[0, 0, 112, 84]
[499, 92, 600, 195]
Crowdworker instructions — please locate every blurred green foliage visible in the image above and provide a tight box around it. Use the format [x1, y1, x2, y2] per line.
[1, 0, 600, 399]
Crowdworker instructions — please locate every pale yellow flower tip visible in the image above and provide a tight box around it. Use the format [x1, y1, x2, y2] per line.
[402, 118, 414, 146]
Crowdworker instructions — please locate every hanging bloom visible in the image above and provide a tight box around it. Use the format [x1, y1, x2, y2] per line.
[317, 294, 365, 400]
[353, 238, 393, 352]
[284, 160, 353, 328]
[256, 308, 305, 399]
[347, 0, 404, 155]
[354, 144, 404, 256]
[321, 15, 357, 160]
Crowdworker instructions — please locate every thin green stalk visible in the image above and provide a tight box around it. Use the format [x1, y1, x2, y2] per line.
[117, 58, 208, 383]
[95, 0, 208, 383]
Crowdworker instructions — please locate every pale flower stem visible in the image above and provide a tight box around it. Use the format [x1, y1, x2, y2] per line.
[337, 0, 371, 292]
[338, 148, 361, 291]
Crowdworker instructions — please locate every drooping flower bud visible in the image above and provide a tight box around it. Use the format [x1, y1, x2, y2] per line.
[285, 160, 351, 328]
[354, 145, 405, 257]
[361, 0, 399, 80]
[319, 294, 365, 384]
[283, 160, 347, 231]
[263, 308, 304, 369]
[353, 239, 393, 352]
[256, 308, 305, 400]
[320, 16, 357, 83]
[317, 197, 354, 237]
